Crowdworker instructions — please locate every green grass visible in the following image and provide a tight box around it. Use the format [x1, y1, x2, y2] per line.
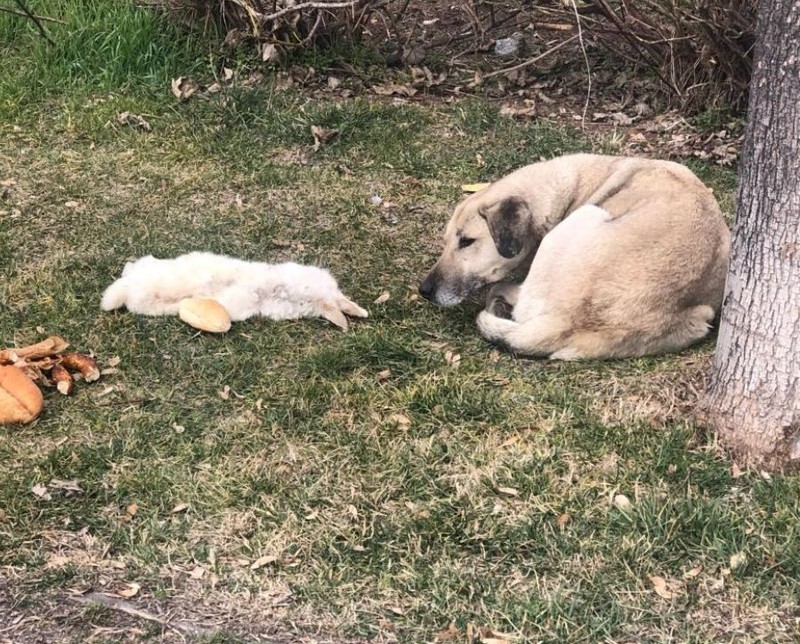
[0, 0, 209, 111]
[2, 7, 800, 643]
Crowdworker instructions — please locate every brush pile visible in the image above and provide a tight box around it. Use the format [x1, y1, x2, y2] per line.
[157, 0, 756, 114]
[562, 0, 757, 113]
[163, 0, 379, 57]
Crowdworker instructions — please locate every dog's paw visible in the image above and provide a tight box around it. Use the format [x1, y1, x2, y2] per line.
[486, 295, 513, 319]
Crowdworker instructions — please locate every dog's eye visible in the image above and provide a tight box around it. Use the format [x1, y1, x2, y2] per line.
[458, 237, 476, 249]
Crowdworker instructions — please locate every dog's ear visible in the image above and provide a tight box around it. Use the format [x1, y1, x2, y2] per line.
[480, 196, 530, 258]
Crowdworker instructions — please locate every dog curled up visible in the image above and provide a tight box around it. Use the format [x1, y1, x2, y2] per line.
[419, 154, 731, 360]
[101, 252, 368, 331]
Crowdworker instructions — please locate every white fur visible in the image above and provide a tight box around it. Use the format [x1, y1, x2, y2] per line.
[101, 252, 368, 326]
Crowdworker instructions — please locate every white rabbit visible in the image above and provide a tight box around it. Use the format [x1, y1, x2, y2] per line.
[101, 252, 368, 330]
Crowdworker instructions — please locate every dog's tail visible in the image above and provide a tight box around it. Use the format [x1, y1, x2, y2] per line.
[100, 278, 128, 311]
[477, 310, 569, 358]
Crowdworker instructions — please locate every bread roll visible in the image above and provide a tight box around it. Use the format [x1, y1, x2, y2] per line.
[0, 365, 44, 424]
[178, 298, 232, 333]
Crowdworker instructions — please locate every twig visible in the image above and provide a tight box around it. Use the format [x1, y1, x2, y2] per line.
[570, 0, 592, 128]
[0, 6, 66, 24]
[70, 592, 217, 637]
[12, 0, 56, 45]
[481, 35, 580, 80]
[254, 0, 361, 23]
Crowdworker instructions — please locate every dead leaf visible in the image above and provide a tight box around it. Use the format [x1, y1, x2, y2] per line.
[648, 574, 675, 599]
[371, 83, 417, 97]
[730, 552, 747, 570]
[44, 554, 72, 569]
[250, 555, 278, 570]
[107, 356, 121, 367]
[435, 622, 461, 642]
[222, 66, 234, 81]
[327, 76, 342, 90]
[613, 493, 632, 511]
[0, 509, 5, 520]
[477, 626, 516, 643]
[218, 385, 231, 400]
[731, 462, 743, 478]
[461, 182, 490, 193]
[113, 582, 140, 598]
[170, 76, 197, 101]
[373, 290, 390, 304]
[497, 486, 519, 497]
[444, 350, 461, 366]
[556, 513, 570, 528]
[388, 413, 412, 427]
[31, 483, 51, 500]
[387, 605, 405, 616]
[188, 566, 205, 579]
[49, 479, 82, 493]
[261, 43, 279, 62]
[682, 565, 702, 579]
[311, 125, 338, 151]
[499, 103, 536, 119]
[169, 502, 189, 514]
[126, 503, 138, 517]
[117, 112, 151, 131]
[376, 369, 391, 382]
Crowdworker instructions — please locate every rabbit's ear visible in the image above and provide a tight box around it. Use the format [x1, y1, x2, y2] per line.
[320, 302, 349, 331]
[338, 297, 368, 318]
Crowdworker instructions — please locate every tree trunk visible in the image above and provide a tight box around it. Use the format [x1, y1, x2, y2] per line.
[698, 0, 800, 472]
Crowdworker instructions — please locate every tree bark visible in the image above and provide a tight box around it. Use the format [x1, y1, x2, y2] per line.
[698, 0, 800, 472]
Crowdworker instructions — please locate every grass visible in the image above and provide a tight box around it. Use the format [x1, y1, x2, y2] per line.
[0, 0, 208, 111]
[2, 5, 800, 643]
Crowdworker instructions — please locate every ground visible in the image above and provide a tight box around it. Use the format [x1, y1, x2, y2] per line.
[1, 2, 799, 643]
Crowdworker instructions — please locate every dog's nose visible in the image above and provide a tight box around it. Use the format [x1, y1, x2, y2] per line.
[418, 276, 435, 301]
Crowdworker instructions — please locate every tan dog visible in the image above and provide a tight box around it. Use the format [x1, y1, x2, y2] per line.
[419, 154, 730, 359]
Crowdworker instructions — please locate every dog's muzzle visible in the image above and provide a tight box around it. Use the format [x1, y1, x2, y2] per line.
[418, 273, 437, 302]
[419, 270, 483, 306]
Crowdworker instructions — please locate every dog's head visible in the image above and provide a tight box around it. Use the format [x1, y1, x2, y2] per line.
[419, 192, 535, 306]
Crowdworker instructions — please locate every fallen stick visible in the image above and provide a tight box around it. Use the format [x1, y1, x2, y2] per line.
[70, 592, 218, 638]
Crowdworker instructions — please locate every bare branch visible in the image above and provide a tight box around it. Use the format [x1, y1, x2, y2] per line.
[0, 6, 66, 24]
[11, 0, 57, 45]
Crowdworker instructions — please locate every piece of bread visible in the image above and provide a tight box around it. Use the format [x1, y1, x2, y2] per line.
[0, 365, 44, 424]
[178, 298, 232, 333]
